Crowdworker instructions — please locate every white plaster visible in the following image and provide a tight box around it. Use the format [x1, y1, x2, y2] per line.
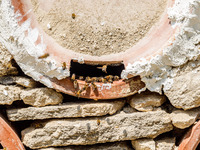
[78, 56, 84, 64]
[121, 0, 200, 94]
[0, 0, 70, 88]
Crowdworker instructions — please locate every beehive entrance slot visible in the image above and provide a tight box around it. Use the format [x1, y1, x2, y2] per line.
[70, 60, 125, 78]
[0, 143, 3, 149]
[197, 143, 200, 149]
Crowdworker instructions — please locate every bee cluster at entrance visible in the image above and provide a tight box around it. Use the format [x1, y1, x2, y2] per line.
[70, 71, 120, 98]
[68, 61, 125, 98]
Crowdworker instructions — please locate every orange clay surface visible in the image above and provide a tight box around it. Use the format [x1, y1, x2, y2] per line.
[0, 115, 25, 150]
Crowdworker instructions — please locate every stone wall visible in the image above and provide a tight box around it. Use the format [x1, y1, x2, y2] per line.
[0, 0, 200, 149]
[1, 45, 200, 150]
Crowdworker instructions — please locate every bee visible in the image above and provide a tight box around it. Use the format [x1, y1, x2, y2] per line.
[96, 77, 102, 82]
[113, 75, 120, 81]
[85, 76, 92, 83]
[73, 80, 78, 89]
[76, 90, 82, 98]
[79, 76, 84, 80]
[4, 63, 12, 70]
[62, 62, 66, 70]
[72, 13, 76, 19]
[34, 123, 43, 128]
[97, 65, 107, 73]
[38, 53, 49, 59]
[99, 77, 105, 82]
[91, 82, 97, 91]
[108, 79, 113, 83]
[97, 119, 100, 125]
[97, 77, 101, 82]
[82, 83, 90, 91]
[98, 77, 103, 82]
[91, 77, 98, 82]
[71, 74, 76, 81]
[105, 75, 113, 82]
[102, 78, 107, 83]
[93, 98, 98, 101]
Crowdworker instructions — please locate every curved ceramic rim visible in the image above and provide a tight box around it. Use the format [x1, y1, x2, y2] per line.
[10, 0, 176, 99]
[0, 115, 25, 150]
[178, 120, 200, 150]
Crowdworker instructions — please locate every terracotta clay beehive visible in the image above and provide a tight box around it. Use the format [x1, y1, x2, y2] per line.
[3, 0, 177, 100]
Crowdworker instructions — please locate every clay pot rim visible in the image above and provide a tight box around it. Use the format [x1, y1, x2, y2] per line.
[0, 115, 25, 150]
[51, 76, 145, 99]
[178, 120, 200, 150]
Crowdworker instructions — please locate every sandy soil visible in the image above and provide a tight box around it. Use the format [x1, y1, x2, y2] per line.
[32, 0, 167, 56]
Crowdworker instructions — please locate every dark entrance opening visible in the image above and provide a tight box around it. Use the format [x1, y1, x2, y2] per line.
[70, 60, 125, 78]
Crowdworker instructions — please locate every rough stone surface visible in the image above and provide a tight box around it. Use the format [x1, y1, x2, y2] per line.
[0, 43, 18, 77]
[21, 111, 173, 149]
[14, 76, 39, 88]
[20, 88, 63, 107]
[0, 85, 21, 105]
[128, 91, 166, 112]
[7, 100, 125, 121]
[131, 138, 155, 150]
[122, 104, 137, 113]
[0, 85, 62, 106]
[155, 137, 175, 150]
[39, 141, 132, 150]
[165, 64, 200, 110]
[132, 137, 176, 150]
[170, 108, 200, 129]
[0, 76, 38, 88]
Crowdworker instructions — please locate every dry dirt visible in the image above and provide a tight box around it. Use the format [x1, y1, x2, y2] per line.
[31, 0, 167, 56]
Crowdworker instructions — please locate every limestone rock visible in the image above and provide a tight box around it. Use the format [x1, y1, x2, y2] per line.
[6, 100, 125, 121]
[20, 88, 63, 107]
[170, 108, 200, 129]
[14, 76, 39, 88]
[39, 141, 132, 150]
[0, 76, 15, 85]
[131, 138, 155, 150]
[122, 104, 137, 113]
[0, 85, 21, 105]
[164, 65, 200, 110]
[21, 111, 173, 149]
[0, 85, 62, 106]
[155, 137, 175, 150]
[128, 92, 166, 112]
[0, 43, 18, 77]
[0, 76, 38, 88]
[132, 137, 176, 150]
